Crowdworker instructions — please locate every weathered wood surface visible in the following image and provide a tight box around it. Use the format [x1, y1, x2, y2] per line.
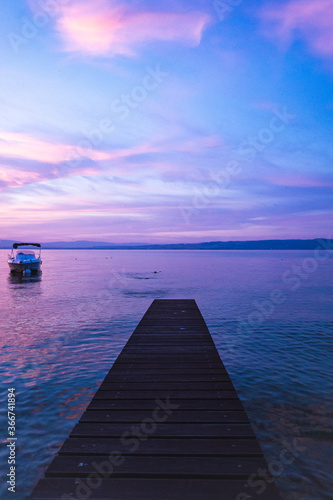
[30, 299, 281, 499]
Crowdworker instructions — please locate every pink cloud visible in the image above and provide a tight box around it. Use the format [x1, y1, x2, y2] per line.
[0, 133, 167, 189]
[0, 165, 41, 188]
[43, 0, 211, 57]
[0, 132, 118, 190]
[259, 0, 333, 57]
[0, 132, 109, 164]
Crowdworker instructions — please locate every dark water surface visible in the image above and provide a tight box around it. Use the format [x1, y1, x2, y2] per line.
[0, 249, 332, 499]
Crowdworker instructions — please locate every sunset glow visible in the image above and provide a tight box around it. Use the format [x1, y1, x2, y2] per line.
[1, 0, 333, 242]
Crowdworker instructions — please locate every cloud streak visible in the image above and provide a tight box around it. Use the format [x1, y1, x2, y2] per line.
[0, 132, 110, 189]
[0, 128, 229, 190]
[43, 0, 211, 57]
[0, 132, 108, 164]
[259, 0, 333, 58]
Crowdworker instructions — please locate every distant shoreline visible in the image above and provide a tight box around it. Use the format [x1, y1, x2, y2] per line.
[0, 239, 328, 250]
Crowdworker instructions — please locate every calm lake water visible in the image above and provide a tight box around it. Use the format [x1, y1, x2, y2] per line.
[0, 249, 332, 499]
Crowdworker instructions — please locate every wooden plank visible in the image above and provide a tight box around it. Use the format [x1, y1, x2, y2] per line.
[115, 353, 222, 358]
[106, 368, 228, 375]
[132, 327, 211, 333]
[93, 390, 239, 399]
[121, 347, 219, 353]
[111, 364, 224, 369]
[97, 382, 234, 391]
[59, 437, 262, 456]
[112, 357, 220, 362]
[46, 455, 271, 478]
[70, 422, 256, 438]
[126, 334, 214, 340]
[110, 362, 224, 368]
[80, 410, 250, 423]
[31, 478, 281, 500]
[125, 341, 216, 346]
[87, 399, 245, 411]
[104, 374, 231, 382]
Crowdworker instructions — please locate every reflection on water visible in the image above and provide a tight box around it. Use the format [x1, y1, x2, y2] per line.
[8, 271, 42, 286]
[0, 249, 332, 500]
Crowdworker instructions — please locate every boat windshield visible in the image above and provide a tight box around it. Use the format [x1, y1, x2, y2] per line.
[13, 252, 38, 261]
[11, 248, 41, 259]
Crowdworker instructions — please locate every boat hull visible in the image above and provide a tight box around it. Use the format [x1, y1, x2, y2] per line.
[8, 261, 41, 273]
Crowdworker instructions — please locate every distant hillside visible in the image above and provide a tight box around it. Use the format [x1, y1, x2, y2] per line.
[0, 239, 325, 249]
[0, 240, 15, 249]
[91, 239, 324, 250]
[42, 241, 120, 249]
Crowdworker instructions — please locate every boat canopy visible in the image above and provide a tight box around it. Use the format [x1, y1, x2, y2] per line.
[13, 242, 41, 249]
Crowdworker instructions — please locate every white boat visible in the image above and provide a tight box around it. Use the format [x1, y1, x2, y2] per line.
[8, 243, 42, 273]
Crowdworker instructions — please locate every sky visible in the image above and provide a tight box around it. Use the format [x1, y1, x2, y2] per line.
[0, 0, 333, 243]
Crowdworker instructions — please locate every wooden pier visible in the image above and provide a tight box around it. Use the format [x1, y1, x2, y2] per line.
[30, 299, 281, 499]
